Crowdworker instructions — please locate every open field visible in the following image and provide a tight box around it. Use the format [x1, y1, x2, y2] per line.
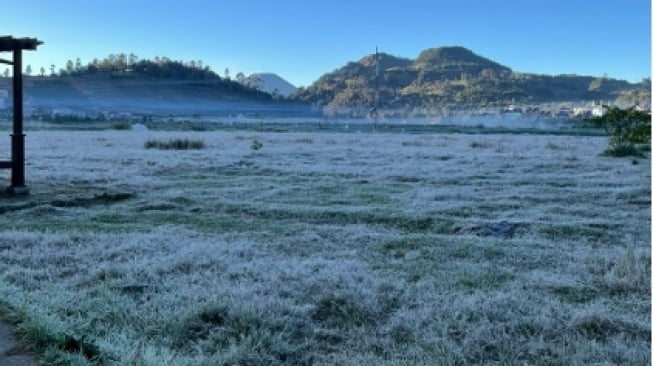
[0, 129, 650, 365]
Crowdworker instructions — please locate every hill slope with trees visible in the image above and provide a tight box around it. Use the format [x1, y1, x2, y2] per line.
[291, 46, 650, 112]
[0, 54, 292, 115]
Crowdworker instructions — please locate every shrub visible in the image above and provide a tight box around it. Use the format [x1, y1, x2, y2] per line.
[469, 140, 491, 149]
[250, 140, 263, 151]
[110, 121, 132, 130]
[602, 144, 644, 158]
[144, 138, 205, 150]
[591, 106, 651, 156]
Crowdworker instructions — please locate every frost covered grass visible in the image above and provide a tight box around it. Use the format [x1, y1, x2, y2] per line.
[0, 130, 650, 365]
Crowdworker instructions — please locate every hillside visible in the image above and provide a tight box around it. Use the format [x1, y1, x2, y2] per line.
[291, 46, 650, 112]
[0, 56, 298, 116]
[19, 75, 281, 114]
[1, 50, 648, 117]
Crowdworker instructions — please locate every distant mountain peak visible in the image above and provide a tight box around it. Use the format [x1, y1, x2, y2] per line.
[247, 72, 296, 97]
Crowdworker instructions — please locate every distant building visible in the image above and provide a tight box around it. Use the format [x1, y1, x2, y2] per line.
[591, 103, 606, 117]
[634, 104, 648, 112]
[555, 107, 571, 118]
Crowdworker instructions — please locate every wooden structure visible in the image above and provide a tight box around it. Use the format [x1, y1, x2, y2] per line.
[0, 36, 42, 194]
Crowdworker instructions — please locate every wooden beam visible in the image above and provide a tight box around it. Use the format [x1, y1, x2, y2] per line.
[0, 36, 42, 52]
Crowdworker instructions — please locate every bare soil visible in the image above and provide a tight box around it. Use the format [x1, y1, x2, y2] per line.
[0, 322, 35, 366]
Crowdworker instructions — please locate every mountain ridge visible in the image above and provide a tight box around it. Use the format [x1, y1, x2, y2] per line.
[290, 46, 650, 112]
[0, 49, 648, 117]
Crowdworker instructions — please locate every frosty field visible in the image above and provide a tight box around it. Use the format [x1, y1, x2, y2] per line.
[0, 129, 650, 365]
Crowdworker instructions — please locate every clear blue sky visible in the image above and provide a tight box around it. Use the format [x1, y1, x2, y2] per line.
[2, 0, 651, 87]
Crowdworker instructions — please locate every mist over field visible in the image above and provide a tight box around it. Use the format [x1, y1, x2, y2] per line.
[14, 91, 583, 130]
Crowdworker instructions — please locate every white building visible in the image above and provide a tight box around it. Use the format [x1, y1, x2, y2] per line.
[590, 101, 608, 117]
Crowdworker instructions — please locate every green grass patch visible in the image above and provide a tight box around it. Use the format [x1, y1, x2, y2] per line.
[538, 222, 617, 242]
[220, 203, 457, 233]
[550, 285, 600, 304]
[311, 294, 374, 329]
[457, 270, 516, 290]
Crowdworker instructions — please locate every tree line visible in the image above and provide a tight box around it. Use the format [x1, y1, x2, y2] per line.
[0, 53, 279, 99]
[0, 53, 251, 84]
[0, 54, 213, 79]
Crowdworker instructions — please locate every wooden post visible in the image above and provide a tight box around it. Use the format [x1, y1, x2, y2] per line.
[10, 44, 26, 193]
[0, 36, 42, 195]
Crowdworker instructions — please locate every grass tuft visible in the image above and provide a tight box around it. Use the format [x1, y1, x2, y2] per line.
[250, 139, 263, 150]
[311, 294, 373, 328]
[144, 138, 205, 150]
[470, 140, 491, 148]
[110, 121, 132, 130]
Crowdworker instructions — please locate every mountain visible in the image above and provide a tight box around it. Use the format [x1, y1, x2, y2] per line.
[247, 73, 296, 97]
[1, 50, 647, 118]
[290, 46, 649, 112]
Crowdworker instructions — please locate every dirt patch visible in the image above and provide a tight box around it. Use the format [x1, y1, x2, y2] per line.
[50, 192, 135, 208]
[461, 221, 527, 239]
[0, 322, 35, 366]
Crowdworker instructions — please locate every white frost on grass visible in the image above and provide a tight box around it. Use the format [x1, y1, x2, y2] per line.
[0, 129, 649, 365]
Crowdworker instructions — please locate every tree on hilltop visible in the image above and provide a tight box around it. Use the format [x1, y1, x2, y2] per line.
[66, 60, 74, 74]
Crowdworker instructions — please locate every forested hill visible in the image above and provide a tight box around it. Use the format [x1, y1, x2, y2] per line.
[290, 46, 650, 111]
[0, 55, 287, 115]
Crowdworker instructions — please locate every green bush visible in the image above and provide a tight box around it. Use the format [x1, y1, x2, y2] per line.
[144, 138, 205, 150]
[602, 144, 645, 158]
[591, 106, 651, 156]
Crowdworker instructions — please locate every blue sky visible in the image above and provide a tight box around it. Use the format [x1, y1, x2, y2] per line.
[2, 0, 651, 87]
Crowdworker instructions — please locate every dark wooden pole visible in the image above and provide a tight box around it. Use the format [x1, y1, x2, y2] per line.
[11, 44, 25, 191]
[0, 36, 40, 194]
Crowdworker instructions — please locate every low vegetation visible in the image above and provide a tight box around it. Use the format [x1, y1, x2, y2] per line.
[0, 130, 649, 365]
[110, 121, 132, 130]
[144, 138, 205, 150]
[250, 139, 263, 150]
